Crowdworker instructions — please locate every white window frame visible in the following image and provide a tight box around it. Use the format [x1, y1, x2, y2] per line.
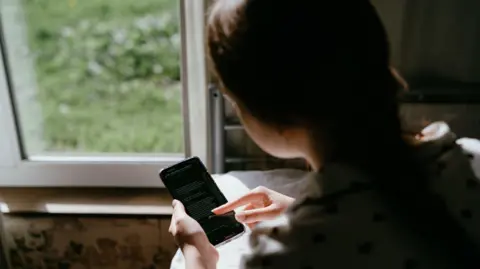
[0, 0, 211, 187]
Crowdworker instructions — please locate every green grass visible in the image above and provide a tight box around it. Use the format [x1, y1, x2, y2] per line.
[22, 0, 183, 153]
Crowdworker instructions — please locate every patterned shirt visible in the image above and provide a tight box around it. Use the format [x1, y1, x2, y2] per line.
[242, 122, 480, 269]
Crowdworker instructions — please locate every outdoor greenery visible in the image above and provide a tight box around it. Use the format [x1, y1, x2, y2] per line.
[23, 0, 183, 153]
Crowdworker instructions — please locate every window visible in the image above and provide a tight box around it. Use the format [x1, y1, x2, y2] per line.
[0, 0, 210, 186]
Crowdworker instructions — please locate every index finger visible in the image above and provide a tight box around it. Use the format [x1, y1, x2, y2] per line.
[212, 192, 265, 215]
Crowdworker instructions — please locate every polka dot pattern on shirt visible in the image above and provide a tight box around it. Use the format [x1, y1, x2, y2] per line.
[461, 209, 473, 219]
[357, 241, 374, 255]
[261, 258, 272, 267]
[350, 181, 370, 190]
[240, 123, 480, 269]
[437, 161, 447, 173]
[324, 203, 338, 215]
[372, 212, 387, 222]
[271, 227, 279, 236]
[404, 259, 418, 269]
[466, 178, 478, 189]
[312, 233, 326, 244]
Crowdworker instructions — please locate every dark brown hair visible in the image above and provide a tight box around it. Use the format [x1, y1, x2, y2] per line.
[208, 0, 404, 162]
[207, 0, 478, 267]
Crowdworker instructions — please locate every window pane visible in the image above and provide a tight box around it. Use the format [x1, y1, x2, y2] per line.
[1, 0, 183, 155]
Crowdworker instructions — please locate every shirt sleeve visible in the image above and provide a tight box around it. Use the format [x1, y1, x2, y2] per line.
[240, 215, 297, 269]
[239, 185, 399, 269]
[240, 203, 343, 269]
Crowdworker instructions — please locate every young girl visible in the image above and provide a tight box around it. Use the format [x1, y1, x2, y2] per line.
[169, 0, 480, 268]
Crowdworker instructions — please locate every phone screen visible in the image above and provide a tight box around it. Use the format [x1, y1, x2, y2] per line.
[160, 157, 245, 246]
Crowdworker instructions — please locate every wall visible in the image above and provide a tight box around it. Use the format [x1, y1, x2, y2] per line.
[372, 0, 480, 84]
[1, 214, 176, 269]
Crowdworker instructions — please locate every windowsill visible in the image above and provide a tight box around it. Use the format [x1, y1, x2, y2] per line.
[0, 187, 173, 215]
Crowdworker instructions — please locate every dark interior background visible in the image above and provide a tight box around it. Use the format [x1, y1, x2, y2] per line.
[217, 0, 480, 172]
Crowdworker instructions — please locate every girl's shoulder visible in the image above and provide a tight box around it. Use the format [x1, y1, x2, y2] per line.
[244, 123, 480, 268]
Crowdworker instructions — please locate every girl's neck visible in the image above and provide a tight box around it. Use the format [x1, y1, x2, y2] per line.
[303, 129, 409, 173]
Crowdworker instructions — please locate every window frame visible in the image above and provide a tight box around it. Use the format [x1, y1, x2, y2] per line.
[0, 0, 211, 187]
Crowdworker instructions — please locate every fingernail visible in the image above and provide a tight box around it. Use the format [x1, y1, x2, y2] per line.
[172, 200, 177, 207]
[235, 213, 246, 222]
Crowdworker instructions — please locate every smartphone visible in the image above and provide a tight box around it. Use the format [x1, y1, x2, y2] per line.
[159, 157, 245, 247]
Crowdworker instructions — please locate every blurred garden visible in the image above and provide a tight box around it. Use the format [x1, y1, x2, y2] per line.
[23, 0, 183, 153]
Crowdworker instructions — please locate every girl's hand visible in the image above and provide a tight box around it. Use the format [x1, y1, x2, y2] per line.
[213, 186, 295, 228]
[169, 200, 219, 267]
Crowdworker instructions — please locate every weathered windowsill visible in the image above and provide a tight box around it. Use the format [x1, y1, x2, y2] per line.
[0, 187, 173, 215]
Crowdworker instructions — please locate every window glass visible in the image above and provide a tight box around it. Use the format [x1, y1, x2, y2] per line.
[0, 0, 183, 156]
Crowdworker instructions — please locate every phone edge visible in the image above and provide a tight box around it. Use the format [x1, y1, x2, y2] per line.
[214, 228, 246, 248]
[158, 156, 246, 247]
